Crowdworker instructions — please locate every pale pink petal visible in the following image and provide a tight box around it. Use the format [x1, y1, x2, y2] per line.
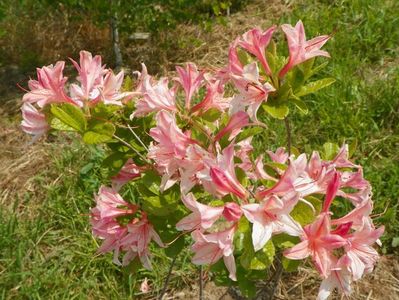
[223, 254, 237, 281]
[284, 241, 310, 260]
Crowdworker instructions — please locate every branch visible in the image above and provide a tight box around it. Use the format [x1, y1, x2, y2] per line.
[158, 255, 178, 300]
[112, 134, 149, 163]
[284, 117, 292, 156]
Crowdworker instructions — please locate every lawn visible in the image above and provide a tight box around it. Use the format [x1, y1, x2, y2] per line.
[0, 0, 398, 299]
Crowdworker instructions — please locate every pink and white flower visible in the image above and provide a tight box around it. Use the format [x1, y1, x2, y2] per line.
[279, 20, 330, 78]
[207, 144, 248, 200]
[230, 62, 275, 121]
[90, 186, 138, 264]
[238, 26, 277, 75]
[99, 70, 135, 105]
[191, 226, 237, 280]
[176, 193, 224, 231]
[132, 77, 177, 117]
[317, 257, 352, 300]
[267, 147, 289, 164]
[191, 79, 229, 113]
[119, 213, 164, 268]
[21, 103, 49, 141]
[140, 278, 150, 293]
[111, 159, 142, 190]
[242, 191, 301, 251]
[215, 111, 249, 142]
[342, 223, 384, 280]
[175, 62, 204, 110]
[176, 193, 243, 232]
[94, 186, 138, 219]
[148, 111, 194, 190]
[284, 175, 347, 277]
[22, 61, 77, 107]
[70, 50, 106, 104]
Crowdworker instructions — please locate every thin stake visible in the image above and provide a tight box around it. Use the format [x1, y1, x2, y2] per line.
[199, 265, 204, 300]
[158, 255, 178, 300]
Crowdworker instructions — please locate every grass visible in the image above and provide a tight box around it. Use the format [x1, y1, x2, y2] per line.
[1, 0, 399, 299]
[0, 141, 196, 299]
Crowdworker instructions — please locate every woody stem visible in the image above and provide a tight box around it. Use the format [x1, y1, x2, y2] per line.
[158, 255, 178, 300]
[284, 117, 291, 156]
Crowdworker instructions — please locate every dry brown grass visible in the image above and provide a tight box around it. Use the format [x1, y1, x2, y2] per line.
[0, 98, 61, 219]
[158, 256, 399, 300]
[277, 255, 399, 300]
[0, 6, 111, 67]
[171, 0, 292, 68]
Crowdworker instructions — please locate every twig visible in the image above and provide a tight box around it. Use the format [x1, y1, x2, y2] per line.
[127, 124, 149, 151]
[112, 134, 148, 162]
[164, 231, 190, 246]
[269, 256, 284, 299]
[158, 255, 178, 300]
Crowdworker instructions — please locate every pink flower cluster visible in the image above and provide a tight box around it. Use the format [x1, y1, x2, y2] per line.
[21, 20, 384, 299]
[91, 185, 163, 268]
[21, 51, 134, 140]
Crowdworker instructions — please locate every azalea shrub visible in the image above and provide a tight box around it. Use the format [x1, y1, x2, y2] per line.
[20, 20, 384, 299]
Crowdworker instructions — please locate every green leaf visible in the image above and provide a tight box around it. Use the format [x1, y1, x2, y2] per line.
[140, 181, 181, 216]
[290, 196, 322, 225]
[91, 102, 120, 119]
[237, 48, 252, 66]
[248, 256, 267, 270]
[237, 273, 257, 298]
[290, 96, 309, 114]
[323, 142, 340, 160]
[282, 257, 301, 272]
[50, 117, 75, 131]
[237, 216, 250, 233]
[255, 240, 275, 268]
[265, 50, 277, 74]
[102, 152, 127, 177]
[142, 170, 161, 195]
[83, 120, 116, 144]
[165, 235, 185, 257]
[79, 163, 94, 176]
[348, 138, 358, 158]
[298, 58, 315, 80]
[263, 103, 289, 119]
[289, 67, 305, 90]
[239, 228, 255, 269]
[274, 82, 292, 102]
[296, 78, 335, 97]
[210, 260, 234, 287]
[201, 108, 221, 122]
[272, 234, 300, 249]
[307, 61, 329, 79]
[122, 75, 134, 92]
[50, 103, 87, 132]
[235, 126, 264, 143]
[392, 237, 399, 248]
[265, 162, 288, 171]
